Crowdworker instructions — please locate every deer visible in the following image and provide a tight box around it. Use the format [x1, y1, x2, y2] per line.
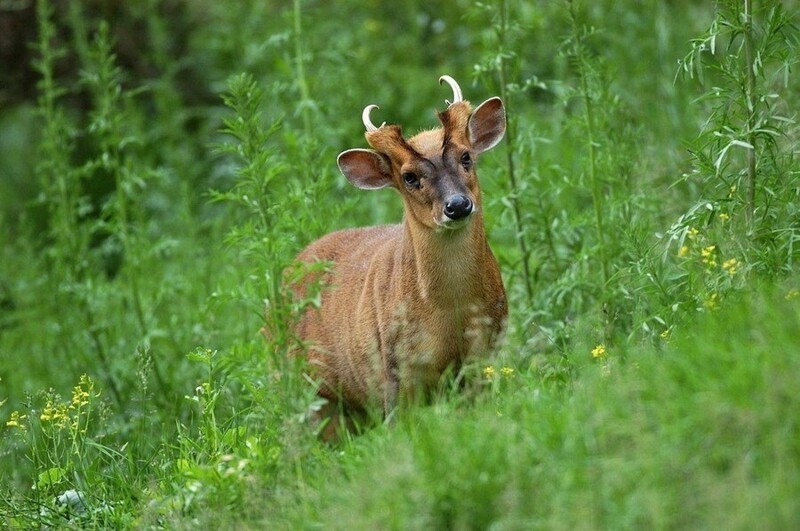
[290, 75, 507, 439]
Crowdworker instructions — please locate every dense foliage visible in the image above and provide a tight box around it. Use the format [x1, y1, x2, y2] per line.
[1, 0, 798, 527]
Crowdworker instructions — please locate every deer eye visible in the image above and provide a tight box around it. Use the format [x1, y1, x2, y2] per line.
[402, 172, 420, 188]
[460, 152, 472, 169]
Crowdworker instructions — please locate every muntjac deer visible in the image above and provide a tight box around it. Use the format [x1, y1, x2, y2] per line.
[291, 75, 507, 438]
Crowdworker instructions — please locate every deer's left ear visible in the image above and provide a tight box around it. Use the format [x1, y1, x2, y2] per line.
[468, 97, 506, 153]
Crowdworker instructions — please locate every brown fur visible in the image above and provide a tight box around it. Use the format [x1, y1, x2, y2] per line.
[288, 87, 508, 438]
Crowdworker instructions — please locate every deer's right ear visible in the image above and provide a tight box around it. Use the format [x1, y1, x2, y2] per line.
[337, 149, 394, 190]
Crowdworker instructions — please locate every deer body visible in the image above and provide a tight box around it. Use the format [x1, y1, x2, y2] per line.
[290, 77, 507, 430]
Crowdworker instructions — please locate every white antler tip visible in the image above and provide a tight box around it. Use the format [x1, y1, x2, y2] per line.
[439, 75, 463, 106]
[362, 104, 382, 132]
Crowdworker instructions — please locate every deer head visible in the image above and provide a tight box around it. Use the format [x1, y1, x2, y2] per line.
[337, 75, 506, 233]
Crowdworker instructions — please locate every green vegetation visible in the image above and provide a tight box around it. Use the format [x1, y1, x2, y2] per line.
[1, 0, 798, 527]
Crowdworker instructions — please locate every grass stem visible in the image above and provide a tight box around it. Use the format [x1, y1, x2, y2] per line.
[293, 0, 312, 136]
[743, 0, 757, 227]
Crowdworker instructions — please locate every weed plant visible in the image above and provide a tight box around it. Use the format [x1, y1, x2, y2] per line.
[1, 0, 799, 528]
[664, 0, 800, 329]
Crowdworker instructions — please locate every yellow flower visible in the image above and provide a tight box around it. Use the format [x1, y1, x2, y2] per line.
[591, 344, 607, 359]
[71, 374, 95, 409]
[78, 374, 94, 390]
[719, 212, 730, 221]
[704, 293, 719, 310]
[40, 400, 69, 428]
[500, 367, 514, 377]
[678, 245, 690, 258]
[687, 227, 699, 240]
[71, 388, 90, 409]
[660, 329, 670, 339]
[483, 366, 496, 380]
[6, 411, 26, 430]
[701, 245, 717, 267]
[722, 258, 739, 276]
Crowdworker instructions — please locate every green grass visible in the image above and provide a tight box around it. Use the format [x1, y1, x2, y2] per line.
[265, 284, 800, 529]
[1, 0, 799, 528]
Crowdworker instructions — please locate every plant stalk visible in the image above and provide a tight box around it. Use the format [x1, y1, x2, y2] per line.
[743, 0, 757, 226]
[293, 0, 312, 136]
[498, 0, 534, 307]
[569, 0, 609, 289]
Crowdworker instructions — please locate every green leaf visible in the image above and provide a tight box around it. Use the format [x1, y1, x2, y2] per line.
[37, 467, 66, 489]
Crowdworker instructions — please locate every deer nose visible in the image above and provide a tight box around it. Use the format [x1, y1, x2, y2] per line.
[443, 194, 473, 221]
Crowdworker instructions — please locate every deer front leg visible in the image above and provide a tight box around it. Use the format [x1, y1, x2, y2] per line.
[382, 346, 400, 426]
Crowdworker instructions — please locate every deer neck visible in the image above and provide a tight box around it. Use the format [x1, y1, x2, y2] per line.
[401, 213, 489, 306]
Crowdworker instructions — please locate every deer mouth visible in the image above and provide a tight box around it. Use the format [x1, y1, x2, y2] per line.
[435, 211, 476, 232]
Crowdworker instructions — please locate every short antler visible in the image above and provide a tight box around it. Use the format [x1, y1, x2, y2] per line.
[362, 104, 385, 132]
[439, 75, 463, 106]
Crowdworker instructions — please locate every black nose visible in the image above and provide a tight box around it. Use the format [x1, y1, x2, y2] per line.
[443, 194, 473, 220]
